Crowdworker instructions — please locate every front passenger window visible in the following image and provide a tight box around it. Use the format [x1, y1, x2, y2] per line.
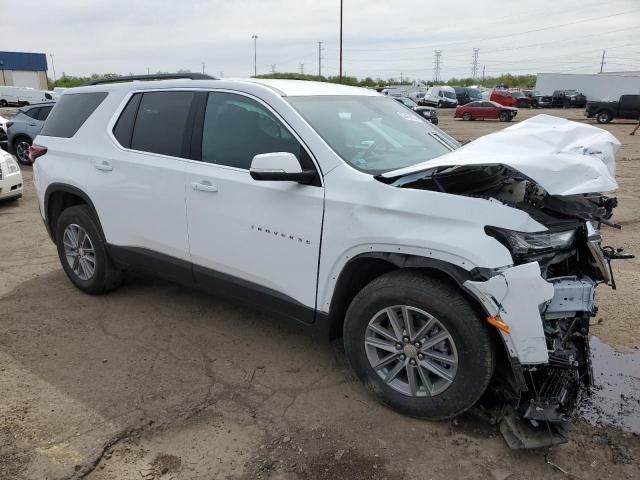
[201, 92, 302, 169]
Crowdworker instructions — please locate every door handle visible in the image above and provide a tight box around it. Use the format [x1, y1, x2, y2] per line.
[94, 161, 113, 172]
[192, 181, 218, 192]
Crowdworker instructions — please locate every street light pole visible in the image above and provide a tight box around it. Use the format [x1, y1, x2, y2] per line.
[252, 35, 258, 77]
[49, 53, 57, 84]
[339, 0, 343, 79]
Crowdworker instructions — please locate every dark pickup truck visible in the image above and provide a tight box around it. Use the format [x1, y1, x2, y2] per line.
[585, 94, 640, 123]
[536, 90, 587, 108]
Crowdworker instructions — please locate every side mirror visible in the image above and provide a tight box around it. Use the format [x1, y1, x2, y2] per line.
[249, 152, 316, 185]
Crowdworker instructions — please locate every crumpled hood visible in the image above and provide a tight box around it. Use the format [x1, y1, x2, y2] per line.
[382, 114, 620, 196]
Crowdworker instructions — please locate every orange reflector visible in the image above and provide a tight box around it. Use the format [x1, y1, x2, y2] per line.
[487, 315, 510, 333]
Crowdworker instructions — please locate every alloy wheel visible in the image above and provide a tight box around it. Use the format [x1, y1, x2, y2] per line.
[364, 305, 458, 397]
[16, 141, 31, 164]
[63, 224, 96, 281]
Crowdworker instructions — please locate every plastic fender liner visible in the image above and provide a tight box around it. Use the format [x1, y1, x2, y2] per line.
[463, 262, 554, 365]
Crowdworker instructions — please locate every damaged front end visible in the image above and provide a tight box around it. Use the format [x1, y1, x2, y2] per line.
[378, 116, 634, 448]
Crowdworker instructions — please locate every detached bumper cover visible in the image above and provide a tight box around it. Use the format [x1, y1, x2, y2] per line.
[463, 262, 554, 364]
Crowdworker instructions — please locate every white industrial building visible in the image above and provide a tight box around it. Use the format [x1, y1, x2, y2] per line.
[535, 72, 640, 101]
[0, 51, 49, 90]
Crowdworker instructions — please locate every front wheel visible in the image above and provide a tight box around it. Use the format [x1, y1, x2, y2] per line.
[0, 99, 7, 107]
[499, 111, 510, 122]
[55, 205, 123, 294]
[343, 270, 495, 419]
[462, 112, 472, 121]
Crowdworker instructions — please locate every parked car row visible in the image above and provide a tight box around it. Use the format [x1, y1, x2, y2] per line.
[534, 90, 587, 108]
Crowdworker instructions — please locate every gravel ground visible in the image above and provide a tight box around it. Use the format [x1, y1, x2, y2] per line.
[0, 107, 638, 480]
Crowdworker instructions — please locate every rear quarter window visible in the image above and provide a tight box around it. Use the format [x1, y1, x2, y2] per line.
[40, 92, 108, 138]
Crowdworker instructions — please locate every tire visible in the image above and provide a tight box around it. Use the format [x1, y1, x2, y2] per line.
[462, 112, 472, 121]
[13, 136, 32, 165]
[343, 270, 495, 420]
[499, 111, 510, 122]
[55, 205, 123, 294]
[437, 101, 443, 108]
[0, 99, 7, 107]
[596, 110, 612, 124]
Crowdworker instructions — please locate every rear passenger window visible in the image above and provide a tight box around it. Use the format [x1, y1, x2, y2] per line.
[37, 106, 52, 121]
[40, 92, 108, 138]
[24, 107, 41, 119]
[130, 91, 195, 157]
[200, 92, 302, 169]
[113, 93, 142, 148]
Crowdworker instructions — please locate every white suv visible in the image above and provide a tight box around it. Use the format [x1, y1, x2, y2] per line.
[32, 76, 628, 447]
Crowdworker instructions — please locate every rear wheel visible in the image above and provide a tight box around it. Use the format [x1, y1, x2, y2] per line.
[596, 110, 612, 124]
[55, 205, 123, 294]
[0, 99, 7, 107]
[343, 270, 495, 419]
[462, 112, 472, 121]
[14, 137, 32, 165]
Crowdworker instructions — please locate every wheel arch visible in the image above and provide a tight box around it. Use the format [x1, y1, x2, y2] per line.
[44, 183, 105, 242]
[324, 252, 484, 339]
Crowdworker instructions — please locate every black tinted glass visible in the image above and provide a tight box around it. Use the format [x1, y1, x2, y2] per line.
[113, 93, 142, 148]
[201, 92, 302, 169]
[130, 91, 195, 157]
[24, 107, 41, 119]
[41, 92, 108, 138]
[37, 106, 52, 121]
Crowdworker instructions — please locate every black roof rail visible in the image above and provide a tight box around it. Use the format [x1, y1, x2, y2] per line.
[85, 73, 217, 86]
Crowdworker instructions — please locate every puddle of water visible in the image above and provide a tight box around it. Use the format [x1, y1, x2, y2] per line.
[579, 336, 640, 434]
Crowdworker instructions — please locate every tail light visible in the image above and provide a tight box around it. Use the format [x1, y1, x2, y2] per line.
[28, 145, 48, 163]
[5, 121, 13, 129]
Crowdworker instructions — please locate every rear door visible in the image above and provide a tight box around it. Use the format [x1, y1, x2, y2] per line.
[183, 91, 324, 321]
[86, 90, 195, 273]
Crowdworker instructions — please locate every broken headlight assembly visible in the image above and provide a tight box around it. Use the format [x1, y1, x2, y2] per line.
[485, 226, 577, 257]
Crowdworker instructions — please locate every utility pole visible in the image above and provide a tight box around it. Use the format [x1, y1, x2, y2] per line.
[49, 53, 57, 83]
[147, 67, 150, 75]
[339, 0, 343, 78]
[600, 50, 606, 73]
[471, 48, 479, 79]
[219, 71, 224, 78]
[202, 62, 205, 74]
[400, 72, 403, 83]
[433, 50, 442, 83]
[318, 41, 323, 76]
[252, 34, 258, 77]
[270, 64, 276, 73]
[482, 65, 486, 82]
[300, 63, 304, 75]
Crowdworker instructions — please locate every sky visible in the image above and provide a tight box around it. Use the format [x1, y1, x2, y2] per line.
[1, 0, 639, 81]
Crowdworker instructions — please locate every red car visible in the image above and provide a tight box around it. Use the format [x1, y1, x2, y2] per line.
[454, 101, 518, 122]
[489, 89, 518, 107]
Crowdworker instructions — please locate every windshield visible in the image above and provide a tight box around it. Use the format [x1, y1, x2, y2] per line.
[467, 88, 482, 99]
[287, 95, 456, 174]
[564, 90, 579, 95]
[398, 97, 417, 107]
[443, 90, 456, 100]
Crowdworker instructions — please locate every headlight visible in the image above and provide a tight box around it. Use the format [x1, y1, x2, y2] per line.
[485, 226, 577, 256]
[4, 155, 21, 176]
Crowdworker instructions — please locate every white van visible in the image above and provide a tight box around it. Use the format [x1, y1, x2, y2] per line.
[422, 86, 458, 108]
[0, 86, 48, 107]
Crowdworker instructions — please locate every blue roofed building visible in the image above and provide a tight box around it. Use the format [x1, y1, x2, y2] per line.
[0, 51, 49, 90]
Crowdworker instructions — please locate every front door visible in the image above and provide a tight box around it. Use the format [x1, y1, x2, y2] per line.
[184, 91, 324, 322]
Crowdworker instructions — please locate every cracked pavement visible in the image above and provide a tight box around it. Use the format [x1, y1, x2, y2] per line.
[1, 109, 639, 479]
